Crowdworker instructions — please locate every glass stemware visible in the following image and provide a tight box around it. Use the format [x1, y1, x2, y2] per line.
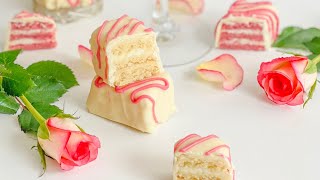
[152, 0, 212, 67]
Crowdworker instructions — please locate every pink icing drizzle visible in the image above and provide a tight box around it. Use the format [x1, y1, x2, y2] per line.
[96, 20, 108, 69]
[174, 134, 200, 152]
[67, 0, 81, 7]
[94, 77, 106, 88]
[95, 15, 154, 81]
[178, 134, 218, 153]
[115, 77, 169, 124]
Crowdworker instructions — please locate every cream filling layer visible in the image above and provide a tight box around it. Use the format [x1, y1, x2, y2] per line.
[221, 39, 265, 46]
[9, 38, 55, 46]
[176, 168, 233, 179]
[10, 29, 55, 35]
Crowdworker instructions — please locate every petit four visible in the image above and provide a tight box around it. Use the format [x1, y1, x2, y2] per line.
[34, 0, 94, 10]
[89, 15, 163, 87]
[215, 0, 279, 51]
[4, 11, 57, 51]
[87, 73, 175, 133]
[166, 0, 204, 15]
[197, 54, 244, 91]
[173, 134, 234, 180]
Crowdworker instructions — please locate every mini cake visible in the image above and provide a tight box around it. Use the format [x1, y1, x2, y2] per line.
[4, 11, 57, 51]
[215, 0, 279, 51]
[87, 73, 175, 133]
[173, 134, 234, 180]
[159, 0, 204, 15]
[90, 15, 163, 87]
[34, 0, 94, 10]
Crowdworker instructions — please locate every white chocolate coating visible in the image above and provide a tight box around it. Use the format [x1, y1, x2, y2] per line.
[34, 0, 93, 10]
[86, 73, 175, 133]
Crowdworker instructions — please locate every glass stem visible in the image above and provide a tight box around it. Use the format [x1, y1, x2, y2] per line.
[153, 0, 169, 24]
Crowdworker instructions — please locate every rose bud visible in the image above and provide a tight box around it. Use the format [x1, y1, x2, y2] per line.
[38, 117, 101, 170]
[257, 56, 317, 106]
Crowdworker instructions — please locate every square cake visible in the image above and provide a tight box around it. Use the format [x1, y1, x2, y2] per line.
[4, 11, 57, 51]
[90, 15, 163, 87]
[173, 134, 234, 180]
[87, 73, 175, 133]
[215, 0, 279, 51]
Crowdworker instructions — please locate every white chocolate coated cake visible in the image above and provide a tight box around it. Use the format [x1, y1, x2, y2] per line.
[34, 0, 94, 10]
[90, 15, 164, 87]
[87, 73, 175, 133]
[173, 134, 234, 180]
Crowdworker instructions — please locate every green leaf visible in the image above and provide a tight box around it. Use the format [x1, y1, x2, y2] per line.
[0, 65, 10, 74]
[273, 26, 303, 47]
[37, 142, 46, 176]
[0, 49, 22, 66]
[2, 64, 34, 96]
[303, 80, 317, 108]
[27, 61, 79, 89]
[18, 103, 62, 134]
[25, 76, 67, 104]
[0, 92, 20, 114]
[304, 37, 320, 54]
[272, 27, 320, 50]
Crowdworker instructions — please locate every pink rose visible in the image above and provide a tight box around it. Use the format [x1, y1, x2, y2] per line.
[38, 117, 101, 170]
[257, 56, 317, 106]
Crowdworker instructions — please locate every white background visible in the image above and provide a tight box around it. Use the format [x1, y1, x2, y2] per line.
[0, 0, 320, 179]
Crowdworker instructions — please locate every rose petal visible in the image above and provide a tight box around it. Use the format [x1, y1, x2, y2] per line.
[78, 45, 93, 66]
[196, 54, 244, 91]
[47, 117, 80, 132]
[38, 126, 71, 163]
[60, 159, 75, 171]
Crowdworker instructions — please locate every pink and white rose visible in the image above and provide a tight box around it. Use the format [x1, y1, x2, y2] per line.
[257, 56, 317, 106]
[38, 117, 101, 170]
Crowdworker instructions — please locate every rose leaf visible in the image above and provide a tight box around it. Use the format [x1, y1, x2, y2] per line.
[304, 37, 320, 54]
[0, 49, 22, 66]
[25, 76, 67, 104]
[2, 64, 35, 96]
[27, 61, 79, 89]
[0, 91, 20, 114]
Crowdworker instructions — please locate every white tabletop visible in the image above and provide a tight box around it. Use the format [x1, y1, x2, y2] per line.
[1, 0, 319, 180]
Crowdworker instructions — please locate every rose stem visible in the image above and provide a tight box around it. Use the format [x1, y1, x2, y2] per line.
[19, 95, 50, 139]
[19, 95, 46, 124]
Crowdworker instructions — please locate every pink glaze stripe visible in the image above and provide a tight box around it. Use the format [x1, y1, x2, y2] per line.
[115, 77, 169, 124]
[174, 134, 200, 152]
[95, 16, 154, 81]
[205, 145, 231, 162]
[179, 134, 218, 153]
[94, 77, 106, 88]
[96, 20, 108, 69]
[67, 0, 81, 7]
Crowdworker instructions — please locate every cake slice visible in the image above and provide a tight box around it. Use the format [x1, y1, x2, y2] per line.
[89, 15, 163, 87]
[34, 0, 94, 10]
[173, 134, 234, 180]
[87, 72, 175, 133]
[4, 11, 57, 51]
[215, 0, 279, 51]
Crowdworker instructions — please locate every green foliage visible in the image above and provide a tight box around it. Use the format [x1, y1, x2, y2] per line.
[37, 142, 46, 176]
[25, 76, 67, 104]
[0, 92, 19, 114]
[272, 27, 320, 49]
[0, 49, 21, 66]
[27, 61, 79, 89]
[2, 64, 34, 96]
[18, 103, 62, 134]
